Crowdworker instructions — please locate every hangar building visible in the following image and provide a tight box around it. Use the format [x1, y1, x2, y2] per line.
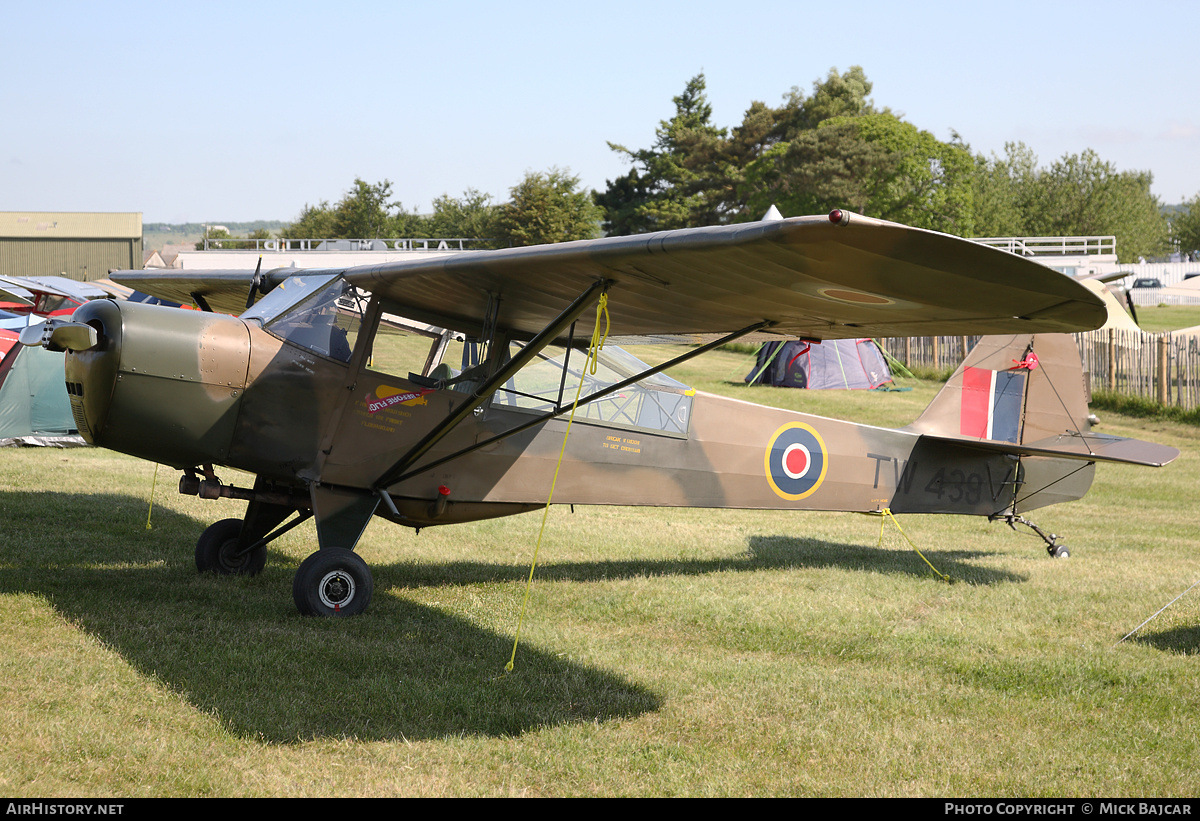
[0, 212, 142, 281]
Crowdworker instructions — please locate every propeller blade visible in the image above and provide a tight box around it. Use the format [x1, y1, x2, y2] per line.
[245, 255, 264, 310]
[19, 319, 99, 352]
[17, 322, 46, 347]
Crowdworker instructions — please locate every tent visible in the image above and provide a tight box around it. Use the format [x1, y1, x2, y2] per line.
[0, 331, 83, 446]
[745, 338, 893, 389]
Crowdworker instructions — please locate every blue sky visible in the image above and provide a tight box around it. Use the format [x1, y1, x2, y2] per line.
[3, 0, 1197, 224]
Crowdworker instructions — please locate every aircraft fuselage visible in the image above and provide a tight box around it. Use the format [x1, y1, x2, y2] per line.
[62, 297, 1091, 534]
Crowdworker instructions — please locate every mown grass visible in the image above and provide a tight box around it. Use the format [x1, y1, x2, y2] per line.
[2, 347, 1200, 796]
[1129, 304, 1200, 334]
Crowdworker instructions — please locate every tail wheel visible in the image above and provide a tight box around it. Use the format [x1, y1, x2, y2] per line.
[293, 548, 373, 617]
[196, 518, 267, 576]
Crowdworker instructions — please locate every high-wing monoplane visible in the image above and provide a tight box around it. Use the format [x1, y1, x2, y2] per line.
[24, 210, 1178, 615]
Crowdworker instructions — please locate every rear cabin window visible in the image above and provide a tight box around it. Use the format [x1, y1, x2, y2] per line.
[492, 342, 693, 437]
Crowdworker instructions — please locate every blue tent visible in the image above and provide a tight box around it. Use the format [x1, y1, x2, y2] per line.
[0, 339, 83, 446]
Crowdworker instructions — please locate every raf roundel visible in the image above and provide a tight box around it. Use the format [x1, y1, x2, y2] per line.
[764, 422, 829, 500]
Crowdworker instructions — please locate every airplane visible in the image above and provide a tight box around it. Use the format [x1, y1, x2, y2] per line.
[0, 275, 110, 332]
[21, 209, 1178, 616]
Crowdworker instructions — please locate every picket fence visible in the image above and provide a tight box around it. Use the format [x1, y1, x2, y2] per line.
[877, 330, 1200, 409]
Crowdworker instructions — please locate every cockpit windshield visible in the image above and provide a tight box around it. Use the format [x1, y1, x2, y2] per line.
[242, 274, 367, 363]
[241, 273, 342, 324]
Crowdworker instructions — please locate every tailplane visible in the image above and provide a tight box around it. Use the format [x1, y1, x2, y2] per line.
[898, 334, 1177, 520]
[907, 333, 1176, 468]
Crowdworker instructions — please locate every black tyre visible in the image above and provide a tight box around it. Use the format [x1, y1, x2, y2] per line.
[195, 518, 267, 576]
[292, 548, 373, 617]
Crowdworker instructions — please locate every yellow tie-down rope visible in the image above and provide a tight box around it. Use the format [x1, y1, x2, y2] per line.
[873, 508, 950, 582]
[505, 293, 610, 674]
[146, 463, 160, 530]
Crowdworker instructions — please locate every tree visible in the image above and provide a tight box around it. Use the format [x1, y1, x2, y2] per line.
[283, 178, 423, 239]
[194, 227, 233, 250]
[598, 73, 732, 234]
[741, 113, 975, 235]
[493, 168, 602, 247]
[774, 65, 878, 139]
[424, 189, 499, 242]
[1025, 150, 1169, 262]
[970, 142, 1041, 237]
[193, 227, 274, 250]
[828, 113, 974, 233]
[968, 144, 1169, 260]
[1171, 193, 1200, 258]
[332, 178, 397, 238]
[596, 67, 884, 233]
[740, 121, 898, 219]
[282, 200, 336, 239]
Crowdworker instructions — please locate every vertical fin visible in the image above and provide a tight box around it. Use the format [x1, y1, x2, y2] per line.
[905, 333, 1091, 445]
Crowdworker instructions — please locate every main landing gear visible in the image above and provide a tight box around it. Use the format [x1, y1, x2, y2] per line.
[292, 548, 373, 617]
[193, 517, 375, 616]
[195, 518, 268, 576]
[184, 470, 376, 617]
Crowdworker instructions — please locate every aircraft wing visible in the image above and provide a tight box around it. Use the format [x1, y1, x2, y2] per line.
[112, 212, 1107, 340]
[0, 279, 34, 306]
[105, 269, 293, 314]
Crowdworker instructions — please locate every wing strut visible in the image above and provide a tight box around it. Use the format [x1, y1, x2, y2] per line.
[380, 319, 773, 488]
[371, 278, 611, 490]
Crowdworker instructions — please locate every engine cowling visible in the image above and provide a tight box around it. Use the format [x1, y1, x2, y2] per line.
[64, 300, 251, 468]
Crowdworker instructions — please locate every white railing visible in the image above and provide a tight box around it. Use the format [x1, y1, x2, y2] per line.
[971, 236, 1117, 257]
[199, 237, 495, 251]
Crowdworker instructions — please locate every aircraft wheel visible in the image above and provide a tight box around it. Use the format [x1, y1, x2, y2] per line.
[293, 548, 373, 617]
[1048, 544, 1070, 559]
[195, 518, 267, 576]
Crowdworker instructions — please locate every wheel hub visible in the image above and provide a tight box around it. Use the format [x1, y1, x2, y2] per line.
[318, 570, 356, 609]
[218, 539, 247, 571]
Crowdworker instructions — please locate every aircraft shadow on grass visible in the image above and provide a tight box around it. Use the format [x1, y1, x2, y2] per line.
[0, 489, 1022, 742]
[0, 489, 661, 742]
[381, 533, 1027, 590]
[1134, 626, 1200, 655]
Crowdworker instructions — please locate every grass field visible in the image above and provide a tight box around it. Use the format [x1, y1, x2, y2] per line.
[1126, 304, 1200, 333]
[2, 346, 1199, 797]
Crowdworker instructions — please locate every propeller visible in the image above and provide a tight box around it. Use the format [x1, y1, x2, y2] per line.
[19, 319, 98, 352]
[245, 255, 264, 311]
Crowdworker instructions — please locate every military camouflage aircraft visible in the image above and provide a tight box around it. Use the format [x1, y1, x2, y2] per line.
[22, 210, 1178, 616]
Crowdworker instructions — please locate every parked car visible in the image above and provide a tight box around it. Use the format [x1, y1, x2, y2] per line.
[1132, 278, 1163, 288]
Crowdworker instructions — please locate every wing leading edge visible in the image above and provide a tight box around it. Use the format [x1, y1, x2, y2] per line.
[113, 212, 1107, 339]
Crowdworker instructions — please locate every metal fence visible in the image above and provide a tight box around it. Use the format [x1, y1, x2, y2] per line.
[877, 336, 982, 374]
[878, 330, 1200, 409]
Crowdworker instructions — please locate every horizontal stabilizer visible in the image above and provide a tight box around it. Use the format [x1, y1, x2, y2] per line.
[920, 431, 1178, 467]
